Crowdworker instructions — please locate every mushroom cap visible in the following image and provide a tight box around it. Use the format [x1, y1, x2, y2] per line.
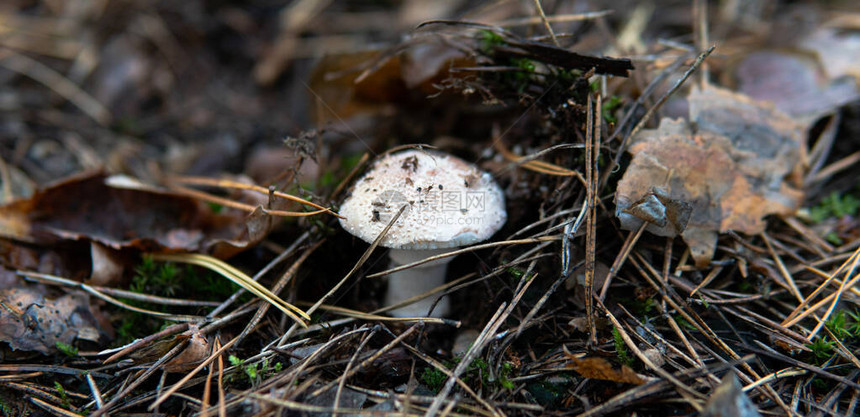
[339, 149, 507, 250]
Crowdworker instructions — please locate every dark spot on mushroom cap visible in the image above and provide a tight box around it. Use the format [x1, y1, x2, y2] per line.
[438, 184, 443, 190]
[403, 156, 419, 171]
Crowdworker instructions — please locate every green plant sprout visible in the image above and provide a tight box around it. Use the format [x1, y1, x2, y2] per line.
[674, 315, 697, 331]
[228, 355, 282, 386]
[229, 355, 258, 383]
[506, 266, 525, 280]
[497, 361, 516, 390]
[54, 381, 71, 409]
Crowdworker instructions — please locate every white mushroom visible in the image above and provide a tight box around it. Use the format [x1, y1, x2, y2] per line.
[339, 149, 507, 317]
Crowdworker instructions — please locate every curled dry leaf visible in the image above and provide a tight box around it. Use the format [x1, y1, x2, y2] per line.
[0, 286, 106, 354]
[616, 86, 806, 267]
[562, 352, 644, 385]
[0, 172, 266, 258]
[163, 325, 210, 373]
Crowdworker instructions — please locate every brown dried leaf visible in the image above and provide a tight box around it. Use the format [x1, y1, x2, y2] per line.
[616, 86, 806, 267]
[89, 241, 125, 286]
[308, 50, 406, 124]
[0, 172, 263, 257]
[731, 51, 858, 121]
[562, 353, 644, 385]
[801, 26, 860, 82]
[163, 325, 211, 373]
[0, 286, 107, 354]
[308, 44, 473, 124]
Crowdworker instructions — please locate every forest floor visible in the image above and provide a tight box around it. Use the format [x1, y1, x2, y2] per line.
[1, 1, 860, 416]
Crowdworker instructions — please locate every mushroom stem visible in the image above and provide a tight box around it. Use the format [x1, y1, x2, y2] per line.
[384, 248, 453, 317]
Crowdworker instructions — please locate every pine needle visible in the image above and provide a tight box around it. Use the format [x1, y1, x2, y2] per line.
[149, 253, 310, 327]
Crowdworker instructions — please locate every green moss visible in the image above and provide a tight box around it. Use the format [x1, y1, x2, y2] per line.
[613, 327, 634, 367]
[601, 96, 623, 124]
[825, 231, 843, 245]
[479, 30, 506, 53]
[421, 356, 517, 393]
[826, 311, 852, 340]
[114, 311, 160, 346]
[848, 310, 860, 338]
[207, 202, 224, 214]
[55, 341, 78, 357]
[622, 297, 656, 318]
[115, 257, 245, 346]
[808, 336, 835, 364]
[421, 366, 447, 393]
[228, 355, 282, 386]
[498, 361, 515, 390]
[131, 256, 180, 298]
[131, 256, 242, 302]
[506, 266, 525, 280]
[809, 191, 860, 223]
[229, 355, 257, 383]
[474, 30, 541, 94]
